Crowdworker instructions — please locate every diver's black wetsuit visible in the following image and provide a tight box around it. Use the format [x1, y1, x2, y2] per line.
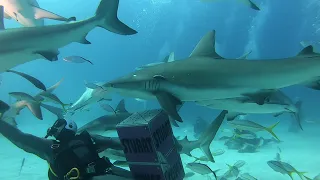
[0, 120, 133, 180]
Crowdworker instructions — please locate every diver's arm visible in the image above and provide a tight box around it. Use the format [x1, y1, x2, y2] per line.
[0, 120, 53, 162]
[91, 134, 123, 153]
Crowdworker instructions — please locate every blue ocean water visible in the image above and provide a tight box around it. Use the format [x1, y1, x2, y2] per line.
[0, 0, 320, 179]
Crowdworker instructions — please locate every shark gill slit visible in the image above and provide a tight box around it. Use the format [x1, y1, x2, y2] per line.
[145, 80, 160, 91]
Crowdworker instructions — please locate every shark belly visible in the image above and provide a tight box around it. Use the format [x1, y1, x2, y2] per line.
[196, 99, 289, 114]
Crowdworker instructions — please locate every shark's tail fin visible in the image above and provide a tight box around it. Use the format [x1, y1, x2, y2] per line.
[20, 101, 43, 120]
[198, 110, 228, 163]
[95, 0, 137, 35]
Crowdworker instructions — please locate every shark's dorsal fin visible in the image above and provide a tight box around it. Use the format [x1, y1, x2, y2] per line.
[0, 6, 5, 30]
[162, 52, 175, 63]
[237, 50, 252, 59]
[115, 99, 128, 113]
[189, 30, 223, 59]
[297, 45, 319, 57]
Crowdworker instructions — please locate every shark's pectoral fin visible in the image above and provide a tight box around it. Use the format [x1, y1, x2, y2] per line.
[78, 35, 91, 44]
[226, 112, 246, 121]
[154, 91, 183, 122]
[242, 89, 276, 105]
[32, 6, 76, 22]
[34, 50, 59, 61]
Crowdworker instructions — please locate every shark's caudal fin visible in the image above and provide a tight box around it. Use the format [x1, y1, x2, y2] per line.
[95, 0, 137, 35]
[115, 99, 128, 113]
[40, 103, 65, 119]
[0, 6, 5, 30]
[265, 121, 280, 141]
[198, 110, 228, 162]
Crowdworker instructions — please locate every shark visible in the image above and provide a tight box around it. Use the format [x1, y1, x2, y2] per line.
[0, 0, 137, 73]
[102, 30, 320, 123]
[197, 90, 304, 129]
[0, 0, 76, 27]
[77, 99, 131, 133]
[67, 84, 112, 115]
[174, 110, 228, 162]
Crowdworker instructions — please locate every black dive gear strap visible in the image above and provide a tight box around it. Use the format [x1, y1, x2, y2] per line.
[62, 157, 113, 180]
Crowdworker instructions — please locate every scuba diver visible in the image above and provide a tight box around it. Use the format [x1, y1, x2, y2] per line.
[0, 118, 133, 180]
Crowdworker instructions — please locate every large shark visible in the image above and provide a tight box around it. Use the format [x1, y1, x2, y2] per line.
[77, 99, 131, 133]
[102, 30, 320, 123]
[0, 0, 137, 73]
[0, 0, 76, 27]
[68, 53, 176, 117]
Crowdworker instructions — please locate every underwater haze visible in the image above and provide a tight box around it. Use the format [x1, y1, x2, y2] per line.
[1, 0, 320, 179]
